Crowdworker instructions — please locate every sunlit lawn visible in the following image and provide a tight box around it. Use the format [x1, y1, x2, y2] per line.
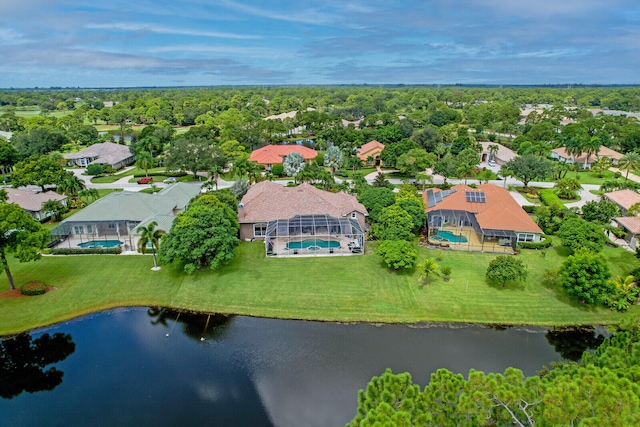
[1, 240, 638, 336]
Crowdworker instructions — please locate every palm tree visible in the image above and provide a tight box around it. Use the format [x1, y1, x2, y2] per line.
[582, 136, 601, 169]
[136, 152, 154, 177]
[79, 188, 99, 203]
[488, 144, 499, 162]
[608, 275, 638, 303]
[417, 258, 440, 287]
[618, 152, 640, 180]
[57, 173, 86, 200]
[415, 172, 433, 191]
[137, 221, 166, 270]
[564, 138, 584, 175]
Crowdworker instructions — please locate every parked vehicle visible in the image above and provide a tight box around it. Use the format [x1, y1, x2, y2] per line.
[137, 177, 153, 184]
[163, 177, 177, 184]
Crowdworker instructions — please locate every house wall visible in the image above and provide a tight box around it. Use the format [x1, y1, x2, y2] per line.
[239, 223, 256, 241]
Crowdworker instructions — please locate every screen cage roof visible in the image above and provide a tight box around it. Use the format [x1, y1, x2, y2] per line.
[265, 214, 363, 239]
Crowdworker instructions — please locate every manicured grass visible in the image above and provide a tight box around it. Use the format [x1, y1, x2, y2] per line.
[1, 240, 638, 335]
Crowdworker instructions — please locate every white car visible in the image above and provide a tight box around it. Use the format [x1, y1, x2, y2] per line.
[163, 177, 177, 184]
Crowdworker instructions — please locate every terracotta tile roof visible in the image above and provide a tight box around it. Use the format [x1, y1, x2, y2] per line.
[248, 145, 318, 165]
[6, 188, 67, 212]
[356, 140, 385, 160]
[239, 181, 367, 223]
[552, 146, 624, 163]
[425, 184, 542, 233]
[614, 216, 640, 234]
[604, 190, 640, 210]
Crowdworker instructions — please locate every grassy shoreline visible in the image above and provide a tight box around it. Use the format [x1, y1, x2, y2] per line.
[0, 241, 637, 336]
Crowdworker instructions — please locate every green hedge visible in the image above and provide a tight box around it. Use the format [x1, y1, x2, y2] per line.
[20, 281, 46, 296]
[51, 247, 122, 255]
[522, 205, 536, 214]
[518, 234, 553, 249]
[539, 190, 564, 210]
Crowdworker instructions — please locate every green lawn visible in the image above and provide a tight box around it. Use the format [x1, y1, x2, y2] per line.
[1, 240, 637, 335]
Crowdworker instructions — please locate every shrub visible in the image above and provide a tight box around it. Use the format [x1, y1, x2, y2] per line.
[271, 163, 285, 177]
[522, 205, 536, 214]
[51, 247, 122, 255]
[440, 265, 452, 281]
[539, 189, 564, 210]
[86, 164, 104, 176]
[518, 234, 553, 249]
[20, 281, 46, 296]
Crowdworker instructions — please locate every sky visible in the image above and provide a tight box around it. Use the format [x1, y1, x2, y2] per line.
[0, 0, 639, 88]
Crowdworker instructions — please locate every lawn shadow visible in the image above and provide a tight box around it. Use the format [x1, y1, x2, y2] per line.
[485, 279, 525, 291]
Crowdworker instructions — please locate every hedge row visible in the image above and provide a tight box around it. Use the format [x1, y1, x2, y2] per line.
[522, 205, 536, 214]
[539, 190, 565, 210]
[50, 247, 122, 255]
[518, 234, 553, 250]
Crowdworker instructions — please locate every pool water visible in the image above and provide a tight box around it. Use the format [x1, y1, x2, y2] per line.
[431, 230, 468, 243]
[286, 239, 340, 250]
[78, 240, 123, 248]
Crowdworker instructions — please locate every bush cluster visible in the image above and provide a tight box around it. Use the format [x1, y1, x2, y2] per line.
[518, 235, 552, 249]
[51, 247, 122, 255]
[539, 189, 564, 210]
[20, 281, 46, 296]
[522, 205, 536, 214]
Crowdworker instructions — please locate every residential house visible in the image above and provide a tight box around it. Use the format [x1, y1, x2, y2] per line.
[248, 145, 318, 169]
[425, 184, 543, 253]
[6, 188, 68, 221]
[238, 181, 368, 257]
[604, 190, 640, 250]
[479, 142, 517, 165]
[51, 183, 201, 249]
[356, 140, 385, 166]
[64, 142, 135, 169]
[551, 146, 624, 169]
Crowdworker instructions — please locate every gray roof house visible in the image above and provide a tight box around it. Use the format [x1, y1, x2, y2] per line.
[51, 183, 201, 249]
[6, 188, 68, 221]
[64, 142, 135, 169]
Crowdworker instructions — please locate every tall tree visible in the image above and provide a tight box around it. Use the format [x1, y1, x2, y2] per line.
[502, 155, 553, 188]
[0, 203, 49, 290]
[323, 145, 344, 174]
[11, 155, 67, 192]
[136, 221, 166, 270]
[618, 152, 640, 180]
[485, 255, 528, 287]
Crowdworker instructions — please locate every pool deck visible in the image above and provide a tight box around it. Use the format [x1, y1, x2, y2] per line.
[267, 235, 362, 258]
[428, 227, 514, 254]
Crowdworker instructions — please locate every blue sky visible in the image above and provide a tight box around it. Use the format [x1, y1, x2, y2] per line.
[1, 0, 638, 87]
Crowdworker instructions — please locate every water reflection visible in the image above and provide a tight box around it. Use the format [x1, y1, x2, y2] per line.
[545, 326, 605, 361]
[147, 307, 233, 341]
[0, 333, 75, 399]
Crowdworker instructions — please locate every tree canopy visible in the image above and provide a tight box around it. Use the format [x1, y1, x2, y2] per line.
[502, 155, 553, 188]
[485, 255, 528, 287]
[557, 217, 606, 253]
[0, 202, 49, 290]
[159, 194, 239, 274]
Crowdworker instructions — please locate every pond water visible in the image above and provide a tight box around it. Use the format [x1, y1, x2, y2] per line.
[0, 308, 605, 427]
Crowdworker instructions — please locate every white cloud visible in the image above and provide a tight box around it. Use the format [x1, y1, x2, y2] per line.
[85, 22, 261, 40]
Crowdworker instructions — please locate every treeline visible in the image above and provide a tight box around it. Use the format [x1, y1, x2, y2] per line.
[348, 319, 640, 426]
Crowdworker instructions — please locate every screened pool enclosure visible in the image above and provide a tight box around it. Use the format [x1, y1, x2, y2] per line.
[264, 214, 365, 257]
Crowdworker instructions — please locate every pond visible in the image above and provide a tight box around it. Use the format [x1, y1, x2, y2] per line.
[0, 308, 605, 427]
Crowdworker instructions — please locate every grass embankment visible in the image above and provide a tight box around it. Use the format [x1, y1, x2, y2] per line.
[1, 241, 638, 335]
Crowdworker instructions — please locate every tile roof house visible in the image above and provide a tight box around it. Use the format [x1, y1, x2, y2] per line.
[479, 142, 517, 165]
[51, 183, 201, 250]
[356, 140, 385, 165]
[6, 188, 68, 221]
[64, 142, 135, 169]
[248, 145, 318, 168]
[604, 190, 640, 250]
[424, 184, 543, 252]
[238, 181, 368, 256]
[551, 146, 624, 169]
[603, 190, 640, 216]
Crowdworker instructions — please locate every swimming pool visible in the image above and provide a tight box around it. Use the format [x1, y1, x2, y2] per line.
[78, 240, 123, 248]
[431, 230, 468, 243]
[286, 239, 340, 250]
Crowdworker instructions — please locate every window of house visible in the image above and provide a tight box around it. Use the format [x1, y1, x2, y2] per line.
[517, 233, 535, 242]
[73, 225, 84, 235]
[351, 212, 357, 218]
[254, 222, 267, 237]
[108, 223, 116, 230]
[86, 224, 93, 234]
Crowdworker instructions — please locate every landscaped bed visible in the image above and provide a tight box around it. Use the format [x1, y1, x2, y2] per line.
[0, 240, 637, 335]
